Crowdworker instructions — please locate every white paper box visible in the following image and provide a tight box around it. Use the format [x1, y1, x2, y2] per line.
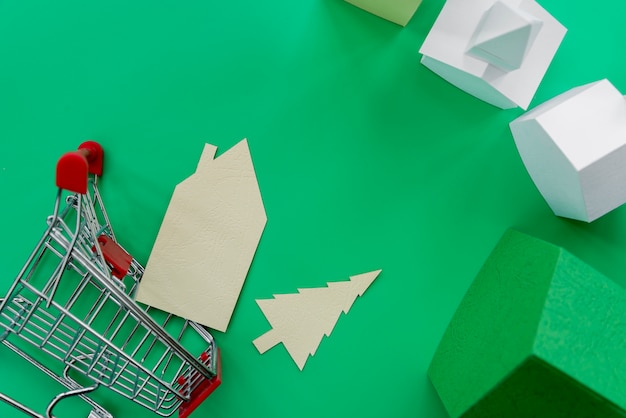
[510, 79, 626, 222]
[419, 0, 566, 110]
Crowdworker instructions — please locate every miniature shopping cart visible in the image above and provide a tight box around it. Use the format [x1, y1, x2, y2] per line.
[0, 142, 221, 418]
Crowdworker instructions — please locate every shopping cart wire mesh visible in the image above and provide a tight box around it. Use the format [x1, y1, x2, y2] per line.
[0, 142, 221, 418]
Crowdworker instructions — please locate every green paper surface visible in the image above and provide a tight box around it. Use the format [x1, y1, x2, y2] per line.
[429, 230, 626, 417]
[2, 1, 626, 418]
[535, 250, 626, 411]
[463, 357, 626, 417]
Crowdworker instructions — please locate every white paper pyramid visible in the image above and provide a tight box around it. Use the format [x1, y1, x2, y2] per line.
[419, 0, 566, 110]
[467, 1, 543, 71]
[344, 0, 422, 26]
[510, 79, 626, 222]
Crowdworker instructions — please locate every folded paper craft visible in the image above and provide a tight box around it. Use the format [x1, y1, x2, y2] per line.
[344, 0, 422, 26]
[429, 230, 626, 418]
[419, 0, 566, 109]
[135, 139, 267, 332]
[510, 79, 626, 222]
[253, 270, 381, 370]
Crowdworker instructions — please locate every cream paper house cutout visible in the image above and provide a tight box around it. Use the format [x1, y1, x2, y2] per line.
[135, 139, 267, 332]
[253, 270, 381, 370]
[510, 79, 626, 222]
[344, 0, 422, 26]
[419, 0, 566, 110]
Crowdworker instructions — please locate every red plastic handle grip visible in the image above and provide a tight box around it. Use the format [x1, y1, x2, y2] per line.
[56, 141, 104, 194]
[95, 235, 132, 279]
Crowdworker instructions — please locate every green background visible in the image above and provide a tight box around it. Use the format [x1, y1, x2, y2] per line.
[1, 0, 626, 417]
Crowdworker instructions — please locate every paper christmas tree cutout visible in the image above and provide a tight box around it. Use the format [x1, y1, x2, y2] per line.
[419, 0, 566, 109]
[136, 139, 267, 332]
[253, 269, 381, 370]
[344, 0, 422, 27]
[467, 1, 543, 71]
[510, 79, 626, 222]
[429, 230, 626, 417]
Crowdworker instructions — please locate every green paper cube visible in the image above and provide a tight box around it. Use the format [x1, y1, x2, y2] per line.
[429, 230, 626, 417]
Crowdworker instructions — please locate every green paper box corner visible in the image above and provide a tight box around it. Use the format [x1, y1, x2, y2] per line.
[429, 229, 626, 417]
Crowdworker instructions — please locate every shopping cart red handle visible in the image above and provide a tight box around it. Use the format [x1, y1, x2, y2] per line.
[56, 141, 104, 194]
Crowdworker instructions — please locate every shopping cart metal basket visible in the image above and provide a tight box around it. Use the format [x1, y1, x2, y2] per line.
[0, 141, 221, 418]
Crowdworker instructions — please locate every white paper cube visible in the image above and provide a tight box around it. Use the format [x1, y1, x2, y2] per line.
[510, 79, 626, 222]
[419, 0, 566, 110]
[344, 0, 422, 26]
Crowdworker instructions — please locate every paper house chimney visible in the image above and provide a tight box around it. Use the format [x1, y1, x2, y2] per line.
[344, 0, 422, 26]
[510, 79, 626, 222]
[419, 0, 566, 110]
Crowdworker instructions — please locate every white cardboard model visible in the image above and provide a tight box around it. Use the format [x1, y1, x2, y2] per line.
[253, 270, 381, 370]
[344, 0, 422, 26]
[419, 0, 566, 110]
[510, 79, 626, 222]
[135, 139, 267, 332]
